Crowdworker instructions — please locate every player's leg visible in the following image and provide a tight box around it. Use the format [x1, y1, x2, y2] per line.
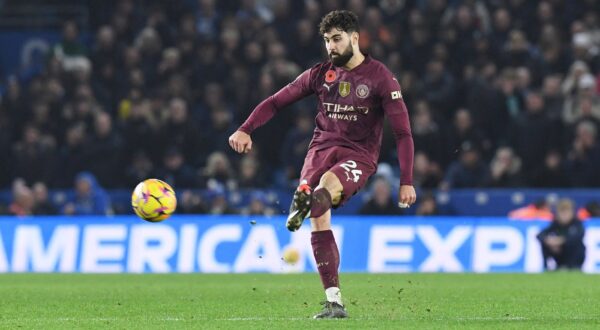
[286, 148, 335, 232]
[310, 172, 345, 319]
[287, 148, 373, 318]
[311, 159, 373, 319]
[311, 229, 346, 318]
[309, 171, 343, 221]
[287, 157, 345, 231]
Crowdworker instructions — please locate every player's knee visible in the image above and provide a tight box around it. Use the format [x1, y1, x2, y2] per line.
[318, 172, 343, 204]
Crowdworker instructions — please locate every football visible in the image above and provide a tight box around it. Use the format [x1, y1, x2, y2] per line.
[131, 179, 177, 222]
[282, 246, 300, 265]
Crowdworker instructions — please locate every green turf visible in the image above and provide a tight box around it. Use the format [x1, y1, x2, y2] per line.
[0, 273, 598, 329]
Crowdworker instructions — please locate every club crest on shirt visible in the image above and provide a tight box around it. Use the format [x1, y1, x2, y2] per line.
[356, 84, 369, 98]
[338, 81, 351, 97]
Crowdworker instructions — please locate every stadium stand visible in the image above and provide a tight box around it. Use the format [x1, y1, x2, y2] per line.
[0, 0, 599, 215]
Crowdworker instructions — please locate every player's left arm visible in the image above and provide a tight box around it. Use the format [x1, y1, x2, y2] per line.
[379, 72, 416, 208]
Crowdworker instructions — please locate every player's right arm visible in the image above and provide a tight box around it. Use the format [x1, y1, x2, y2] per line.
[229, 68, 316, 154]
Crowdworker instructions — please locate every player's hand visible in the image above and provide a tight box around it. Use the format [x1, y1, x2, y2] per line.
[228, 130, 253, 154]
[398, 185, 417, 208]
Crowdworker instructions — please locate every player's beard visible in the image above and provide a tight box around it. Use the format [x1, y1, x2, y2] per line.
[329, 43, 354, 67]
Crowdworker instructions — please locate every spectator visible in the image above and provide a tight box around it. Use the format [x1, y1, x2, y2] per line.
[291, 18, 322, 67]
[1, 77, 26, 133]
[238, 155, 267, 188]
[56, 122, 90, 187]
[441, 141, 489, 189]
[135, 27, 163, 90]
[541, 75, 565, 120]
[539, 43, 570, 84]
[515, 67, 533, 96]
[201, 151, 237, 190]
[565, 120, 600, 187]
[359, 176, 401, 215]
[87, 112, 123, 187]
[157, 48, 183, 82]
[206, 186, 237, 215]
[490, 8, 512, 51]
[205, 105, 237, 155]
[412, 152, 443, 189]
[52, 20, 88, 72]
[402, 19, 432, 76]
[531, 150, 570, 187]
[121, 99, 161, 162]
[465, 62, 510, 148]
[124, 151, 155, 188]
[241, 191, 275, 216]
[417, 59, 457, 116]
[280, 110, 314, 185]
[488, 147, 524, 187]
[537, 198, 586, 270]
[155, 147, 198, 189]
[63, 172, 112, 215]
[509, 91, 559, 176]
[178, 190, 207, 214]
[411, 100, 445, 166]
[561, 61, 591, 97]
[563, 73, 600, 124]
[32, 182, 58, 215]
[192, 43, 228, 95]
[195, 0, 221, 41]
[571, 27, 600, 66]
[500, 29, 537, 69]
[91, 25, 120, 72]
[496, 69, 524, 121]
[30, 102, 58, 140]
[445, 109, 489, 165]
[415, 192, 439, 216]
[11, 125, 56, 186]
[7, 180, 35, 217]
[161, 98, 203, 165]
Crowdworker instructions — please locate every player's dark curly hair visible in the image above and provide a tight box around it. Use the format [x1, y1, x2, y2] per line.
[319, 10, 360, 36]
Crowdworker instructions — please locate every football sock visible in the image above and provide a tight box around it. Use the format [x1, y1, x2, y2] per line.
[310, 188, 332, 218]
[325, 287, 343, 306]
[311, 229, 340, 293]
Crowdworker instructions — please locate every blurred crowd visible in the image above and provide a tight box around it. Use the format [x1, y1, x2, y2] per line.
[1, 0, 600, 215]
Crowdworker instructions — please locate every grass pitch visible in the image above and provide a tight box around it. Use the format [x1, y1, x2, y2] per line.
[0, 273, 598, 329]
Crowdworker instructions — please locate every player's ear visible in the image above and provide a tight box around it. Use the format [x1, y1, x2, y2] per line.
[352, 31, 359, 45]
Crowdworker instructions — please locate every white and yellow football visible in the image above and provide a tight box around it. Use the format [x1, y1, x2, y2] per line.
[131, 179, 177, 222]
[282, 246, 300, 265]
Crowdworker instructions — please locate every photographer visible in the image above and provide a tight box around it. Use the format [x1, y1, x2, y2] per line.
[537, 199, 586, 270]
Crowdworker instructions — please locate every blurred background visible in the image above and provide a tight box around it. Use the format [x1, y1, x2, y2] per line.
[0, 0, 599, 219]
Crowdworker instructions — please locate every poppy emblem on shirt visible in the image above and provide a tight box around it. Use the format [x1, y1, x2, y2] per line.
[338, 81, 351, 97]
[356, 84, 369, 98]
[325, 70, 337, 83]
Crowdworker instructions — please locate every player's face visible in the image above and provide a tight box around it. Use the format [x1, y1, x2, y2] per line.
[323, 29, 354, 67]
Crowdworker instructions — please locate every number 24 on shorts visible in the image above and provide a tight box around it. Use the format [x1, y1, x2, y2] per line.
[339, 160, 363, 183]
